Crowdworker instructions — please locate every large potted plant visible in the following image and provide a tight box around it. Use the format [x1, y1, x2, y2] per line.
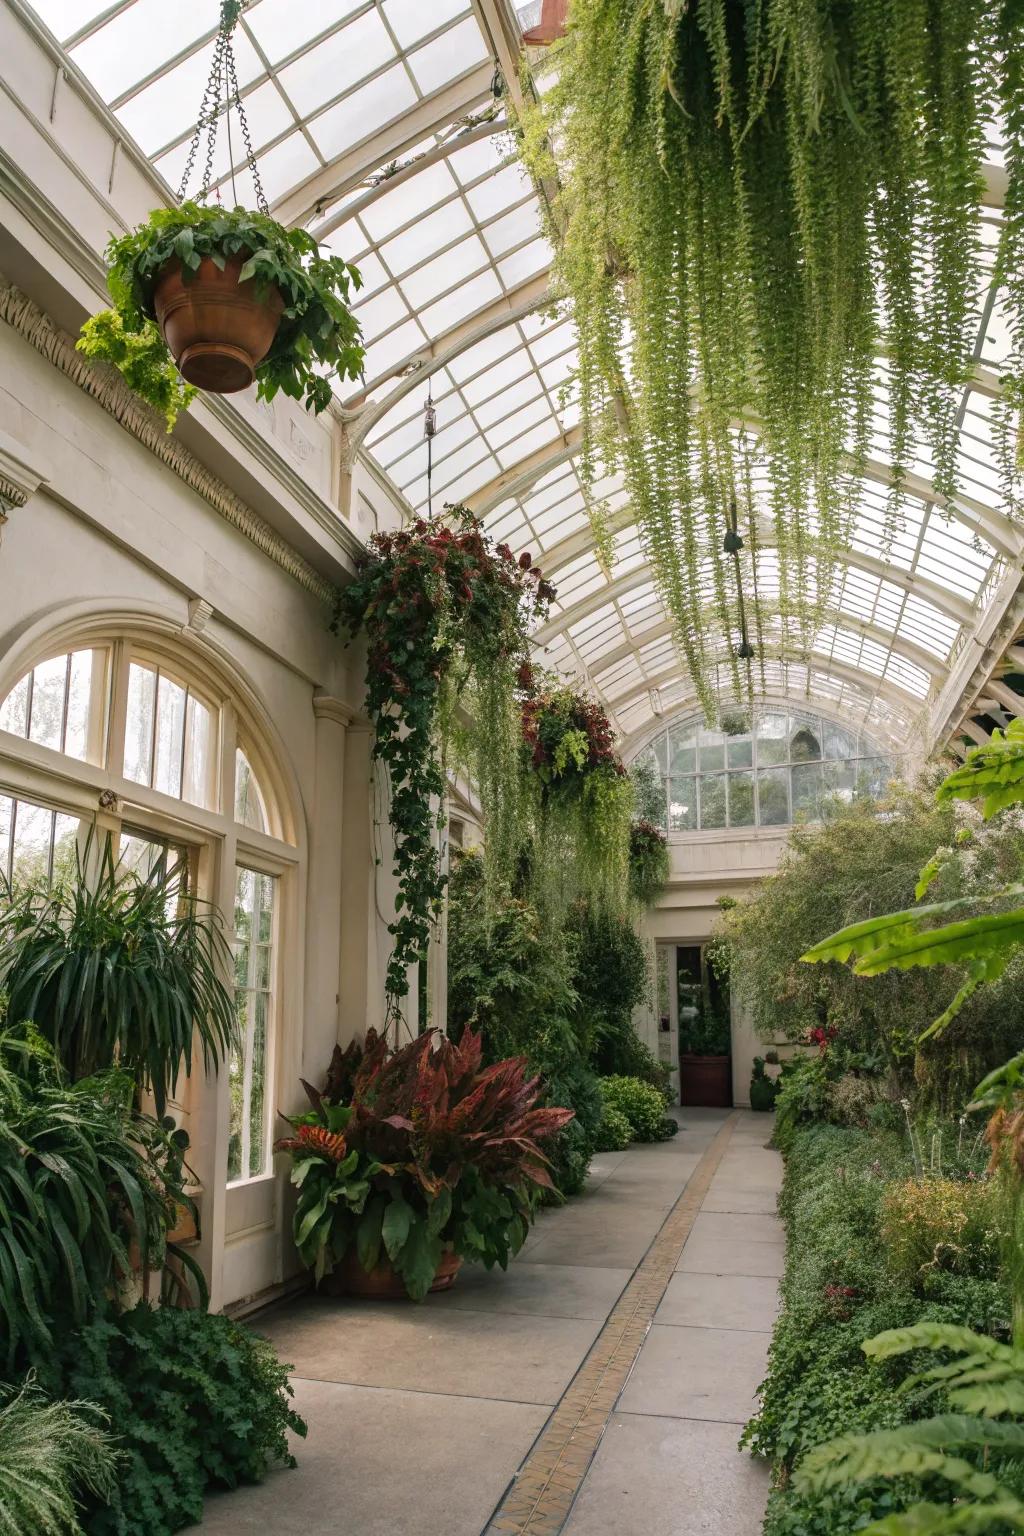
[77, 2, 363, 427]
[275, 1026, 572, 1300]
[679, 1008, 732, 1108]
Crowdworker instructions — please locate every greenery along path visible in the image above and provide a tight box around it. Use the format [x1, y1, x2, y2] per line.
[191, 1110, 779, 1536]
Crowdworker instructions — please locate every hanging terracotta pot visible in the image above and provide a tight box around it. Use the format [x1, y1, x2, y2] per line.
[320, 1248, 463, 1300]
[152, 253, 284, 395]
[522, 0, 569, 45]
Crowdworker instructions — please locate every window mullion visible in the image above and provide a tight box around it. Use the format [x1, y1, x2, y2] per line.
[106, 641, 132, 778]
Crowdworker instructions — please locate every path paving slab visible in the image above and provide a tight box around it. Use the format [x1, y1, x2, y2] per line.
[562, 1413, 770, 1536]
[428, 1260, 631, 1322]
[656, 1271, 781, 1330]
[258, 1293, 602, 1405]
[192, 1378, 548, 1536]
[617, 1322, 771, 1424]
[691, 1210, 784, 1245]
[676, 1235, 785, 1278]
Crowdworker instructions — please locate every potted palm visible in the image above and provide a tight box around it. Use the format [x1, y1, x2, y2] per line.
[275, 1027, 573, 1300]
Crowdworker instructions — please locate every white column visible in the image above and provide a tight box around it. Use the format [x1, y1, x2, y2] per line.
[303, 693, 350, 1080]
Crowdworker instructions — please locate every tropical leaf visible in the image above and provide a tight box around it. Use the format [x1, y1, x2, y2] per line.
[937, 719, 1024, 819]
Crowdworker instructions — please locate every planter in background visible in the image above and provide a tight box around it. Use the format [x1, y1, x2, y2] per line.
[153, 255, 284, 394]
[321, 1249, 463, 1300]
[680, 1052, 732, 1108]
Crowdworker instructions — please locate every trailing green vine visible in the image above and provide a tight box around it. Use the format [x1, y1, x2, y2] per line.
[521, 673, 634, 918]
[517, 0, 1023, 715]
[336, 507, 552, 1021]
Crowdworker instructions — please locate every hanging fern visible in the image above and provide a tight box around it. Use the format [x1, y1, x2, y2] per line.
[517, 0, 1023, 715]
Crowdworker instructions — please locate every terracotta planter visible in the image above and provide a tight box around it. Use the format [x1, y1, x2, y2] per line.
[523, 0, 568, 44]
[166, 1201, 198, 1245]
[321, 1249, 463, 1300]
[153, 254, 284, 394]
[680, 1053, 732, 1108]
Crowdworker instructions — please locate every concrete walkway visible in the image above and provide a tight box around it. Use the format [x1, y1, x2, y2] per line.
[194, 1109, 783, 1536]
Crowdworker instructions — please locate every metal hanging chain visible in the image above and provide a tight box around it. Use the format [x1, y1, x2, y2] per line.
[424, 393, 437, 518]
[176, 0, 268, 215]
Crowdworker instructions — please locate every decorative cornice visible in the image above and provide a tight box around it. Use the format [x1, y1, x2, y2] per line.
[0, 276, 339, 607]
[312, 692, 370, 729]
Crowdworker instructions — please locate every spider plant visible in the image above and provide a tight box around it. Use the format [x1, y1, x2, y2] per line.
[0, 1374, 119, 1536]
[0, 1021, 193, 1369]
[0, 836, 235, 1113]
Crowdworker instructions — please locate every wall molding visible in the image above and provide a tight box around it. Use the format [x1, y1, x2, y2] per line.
[0, 274, 340, 606]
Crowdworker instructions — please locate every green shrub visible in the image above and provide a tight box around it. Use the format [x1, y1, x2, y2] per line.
[594, 1105, 632, 1151]
[541, 1059, 603, 1197]
[41, 1304, 305, 1536]
[599, 1075, 666, 1141]
[0, 1377, 119, 1536]
[745, 1122, 1013, 1534]
[880, 1176, 1002, 1291]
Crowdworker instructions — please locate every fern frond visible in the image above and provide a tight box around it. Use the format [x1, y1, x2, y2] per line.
[795, 1415, 1024, 1501]
[865, 1499, 1024, 1534]
[0, 1377, 120, 1536]
[936, 719, 1024, 820]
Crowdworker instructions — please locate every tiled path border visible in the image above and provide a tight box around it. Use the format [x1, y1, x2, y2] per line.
[483, 1112, 741, 1536]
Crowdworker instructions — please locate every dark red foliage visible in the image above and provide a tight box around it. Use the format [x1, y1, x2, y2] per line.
[316, 1026, 574, 1196]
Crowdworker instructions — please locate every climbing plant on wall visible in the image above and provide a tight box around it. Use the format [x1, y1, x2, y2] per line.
[518, 0, 1024, 714]
[336, 506, 552, 1020]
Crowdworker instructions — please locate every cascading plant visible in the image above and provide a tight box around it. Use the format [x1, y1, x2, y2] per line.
[516, 0, 1024, 714]
[521, 673, 634, 917]
[335, 506, 553, 1021]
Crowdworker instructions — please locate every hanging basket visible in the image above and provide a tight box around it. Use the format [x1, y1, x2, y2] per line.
[153, 253, 284, 394]
[523, 0, 568, 45]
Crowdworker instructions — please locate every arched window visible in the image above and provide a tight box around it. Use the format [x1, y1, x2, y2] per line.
[0, 630, 296, 1190]
[630, 705, 895, 834]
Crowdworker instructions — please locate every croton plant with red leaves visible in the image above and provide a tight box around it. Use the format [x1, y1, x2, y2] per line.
[276, 1025, 573, 1299]
[335, 505, 553, 1021]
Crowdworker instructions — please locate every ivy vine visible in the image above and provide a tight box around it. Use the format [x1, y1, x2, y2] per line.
[336, 507, 552, 1020]
[517, 0, 1024, 715]
[521, 674, 635, 918]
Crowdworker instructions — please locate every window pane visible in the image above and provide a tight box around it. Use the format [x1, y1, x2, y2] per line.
[153, 674, 186, 797]
[726, 734, 753, 769]
[182, 694, 213, 808]
[698, 730, 725, 772]
[52, 814, 83, 885]
[728, 770, 755, 827]
[0, 794, 12, 883]
[822, 758, 856, 804]
[758, 767, 790, 825]
[11, 800, 54, 887]
[669, 777, 697, 831]
[699, 773, 727, 829]
[234, 748, 268, 832]
[668, 723, 696, 775]
[756, 711, 788, 766]
[790, 717, 822, 762]
[65, 651, 96, 760]
[124, 663, 157, 785]
[0, 675, 29, 737]
[229, 864, 277, 1185]
[824, 720, 857, 760]
[28, 654, 67, 751]
[792, 762, 823, 820]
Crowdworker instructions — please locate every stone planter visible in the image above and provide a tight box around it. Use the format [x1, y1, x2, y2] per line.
[680, 1053, 732, 1108]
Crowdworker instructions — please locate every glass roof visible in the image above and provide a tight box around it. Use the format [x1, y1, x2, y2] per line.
[34, 0, 1021, 752]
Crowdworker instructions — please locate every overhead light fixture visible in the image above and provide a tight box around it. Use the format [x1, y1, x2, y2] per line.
[736, 640, 756, 660]
[649, 687, 664, 717]
[490, 61, 505, 100]
[723, 527, 744, 554]
[726, 494, 756, 665]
